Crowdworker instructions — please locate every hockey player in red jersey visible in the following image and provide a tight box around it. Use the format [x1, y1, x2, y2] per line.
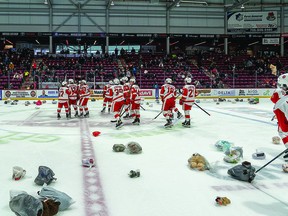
[122, 77, 132, 119]
[180, 77, 198, 128]
[160, 78, 182, 128]
[129, 78, 141, 125]
[68, 79, 79, 117]
[78, 80, 90, 117]
[57, 81, 71, 119]
[101, 80, 113, 113]
[271, 73, 288, 160]
[106, 78, 125, 128]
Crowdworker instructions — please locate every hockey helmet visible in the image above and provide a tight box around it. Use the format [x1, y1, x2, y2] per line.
[130, 78, 136, 83]
[68, 79, 74, 84]
[109, 80, 114, 85]
[113, 78, 120, 85]
[277, 73, 288, 90]
[81, 80, 86, 84]
[185, 77, 192, 84]
[62, 81, 67, 86]
[165, 78, 172, 84]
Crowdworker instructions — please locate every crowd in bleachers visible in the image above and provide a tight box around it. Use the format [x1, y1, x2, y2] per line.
[0, 47, 284, 90]
[0, 48, 33, 89]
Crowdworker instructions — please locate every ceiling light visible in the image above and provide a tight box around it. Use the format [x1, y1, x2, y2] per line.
[176, 2, 180, 7]
[110, 1, 114, 6]
[241, 4, 244, 9]
[44, 0, 48, 4]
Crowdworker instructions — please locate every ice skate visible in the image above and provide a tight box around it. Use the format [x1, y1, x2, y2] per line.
[108, 108, 111, 113]
[111, 119, 117, 123]
[123, 113, 130, 120]
[66, 113, 69, 119]
[84, 111, 89, 118]
[116, 119, 123, 129]
[101, 107, 106, 113]
[182, 120, 191, 128]
[79, 112, 84, 118]
[283, 152, 288, 162]
[57, 113, 61, 120]
[177, 111, 183, 119]
[164, 119, 173, 128]
[132, 118, 140, 125]
[74, 111, 79, 117]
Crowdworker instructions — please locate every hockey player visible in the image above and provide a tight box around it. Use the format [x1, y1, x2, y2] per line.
[68, 79, 79, 117]
[160, 78, 182, 128]
[106, 78, 125, 128]
[101, 80, 113, 113]
[271, 73, 288, 161]
[78, 80, 90, 117]
[57, 81, 71, 119]
[129, 78, 141, 125]
[122, 77, 132, 119]
[180, 77, 197, 128]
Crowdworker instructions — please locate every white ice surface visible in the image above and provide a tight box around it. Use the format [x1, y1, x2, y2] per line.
[1, 98, 288, 216]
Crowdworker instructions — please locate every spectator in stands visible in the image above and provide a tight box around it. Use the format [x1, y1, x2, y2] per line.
[120, 48, 125, 56]
[131, 47, 136, 54]
[9, 62, 14, 71]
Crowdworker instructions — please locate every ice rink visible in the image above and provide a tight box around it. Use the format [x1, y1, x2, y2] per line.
[1, 97, 288, 216]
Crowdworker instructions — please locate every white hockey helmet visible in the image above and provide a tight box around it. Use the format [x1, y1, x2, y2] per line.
[62, 81, 67, 86]
[109, 80, 114, 85]
[81, 80, 86, 84]
[165, 78, 172, 84]
[185, 77, 192, 84]
[120, 77, 125, 83]
[277, 73, 288, 90]
[130, 78, 136, 83]
[113, 78, 120, 85]
[68, 78, 74, 84]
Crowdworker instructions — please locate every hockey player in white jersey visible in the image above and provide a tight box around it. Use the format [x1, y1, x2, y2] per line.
[179, 77, 198, 127]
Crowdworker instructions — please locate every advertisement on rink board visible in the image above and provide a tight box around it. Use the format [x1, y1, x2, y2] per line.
[3, 90, 37, 99]
[0, 88, 275, 100]
[37, 90, 58, 98]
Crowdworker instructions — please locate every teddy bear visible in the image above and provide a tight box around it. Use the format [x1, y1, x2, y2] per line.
[188, 153, 209, 171]
[215, 196, 231, 206]
[37, 199, 60, 216]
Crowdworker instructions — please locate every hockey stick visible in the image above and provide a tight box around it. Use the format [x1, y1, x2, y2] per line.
[177, 88, 210, 116]
[194, 103, 211, 116]
[271, 115, 276, 121]
[119, 105, 126, 118]
[153, 91, 182, 120]
[153, 110, 163, 120]
[140, 105, 146, 111]
[255, 148, 288, 174]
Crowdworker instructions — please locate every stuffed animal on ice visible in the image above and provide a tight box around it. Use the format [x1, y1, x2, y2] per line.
[223, 146, 243, 163]
[215, 140, 232, 152]
[188, 153, 210, 171]
[215, 196, 231, 206]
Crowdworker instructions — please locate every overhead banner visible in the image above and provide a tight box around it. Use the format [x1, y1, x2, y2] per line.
[227, 11, 277, 33]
